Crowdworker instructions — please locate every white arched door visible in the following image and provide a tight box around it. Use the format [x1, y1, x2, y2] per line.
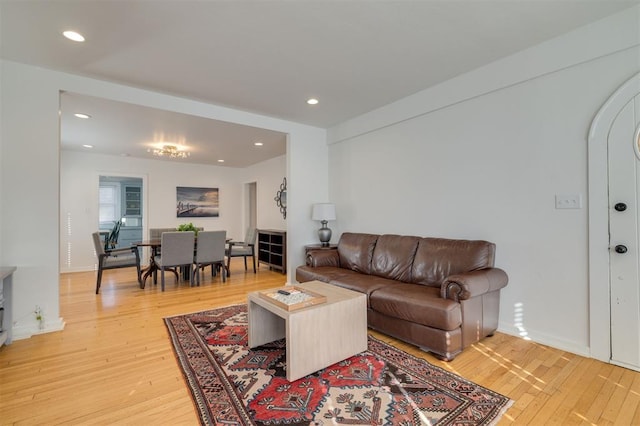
[608, 95, 640, 371]
[589, 73, 640, 371]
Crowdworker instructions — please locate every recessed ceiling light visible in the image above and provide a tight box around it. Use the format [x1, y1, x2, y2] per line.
[63, 30, 85, 42]
[74, 113, 91, 119]
[82, 144, 93, 149]
[307, 98, 319, 105]
[254, 142, 263, 146]
[218, 159, 225, 163]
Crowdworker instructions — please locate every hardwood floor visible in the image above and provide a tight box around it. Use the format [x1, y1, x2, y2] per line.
[1, 264, 639, 425]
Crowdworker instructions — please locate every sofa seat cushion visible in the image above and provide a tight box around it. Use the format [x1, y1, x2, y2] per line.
[329, 273, 398, 304]
[296, 265, 344, 284]
[297, 266, 390, 295]
[369, 284, 462, 331]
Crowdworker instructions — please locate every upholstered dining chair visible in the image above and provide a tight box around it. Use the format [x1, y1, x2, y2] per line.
[193, 230, 227, 285]
[154, 231, 195, 291]
[92, 231, 141, 294]
[225, 227, 258, 276]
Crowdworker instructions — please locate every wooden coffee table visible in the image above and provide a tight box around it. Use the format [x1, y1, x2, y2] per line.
[247, 280, 367, 382]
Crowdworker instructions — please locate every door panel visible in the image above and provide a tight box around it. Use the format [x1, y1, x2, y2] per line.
[608, 96, 640, 370]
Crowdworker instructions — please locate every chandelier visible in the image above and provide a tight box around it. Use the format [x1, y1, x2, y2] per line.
[149, 144, 190, 159]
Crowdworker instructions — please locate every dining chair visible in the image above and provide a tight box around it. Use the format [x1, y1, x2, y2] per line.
[147, 227, 197, 283]
[92, 231, 141, 294]
[104, 220, 122, 251]
[149, 227, 177, 252]
[193, 230, 227, 285]
[225, 227, 258, 276]
[149, 227, 177, 240]
[154, 231, 196, 291]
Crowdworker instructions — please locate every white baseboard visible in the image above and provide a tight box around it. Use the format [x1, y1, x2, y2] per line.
[60, 266, 95, 273]
[498, 322, 590, 358]
[611, 359, 640, 372]
[11, 317, 66, 341]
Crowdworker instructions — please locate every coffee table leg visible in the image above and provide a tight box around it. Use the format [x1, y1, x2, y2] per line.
[248, 300, 285, 348]
[286, 297, 367, 382]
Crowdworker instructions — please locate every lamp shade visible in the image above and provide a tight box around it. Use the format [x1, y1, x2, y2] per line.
[311, 203, 336, 221]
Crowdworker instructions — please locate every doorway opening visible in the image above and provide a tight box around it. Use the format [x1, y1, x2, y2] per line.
[246, 182, 257, 231]
[99, 175, 145, 250]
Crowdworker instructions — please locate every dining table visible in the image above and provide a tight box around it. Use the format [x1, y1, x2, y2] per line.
[135, 237, 231, 288]
[134, 240, 162, 287]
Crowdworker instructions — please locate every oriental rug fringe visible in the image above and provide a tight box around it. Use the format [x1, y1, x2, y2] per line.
[164, 304, 512, 425]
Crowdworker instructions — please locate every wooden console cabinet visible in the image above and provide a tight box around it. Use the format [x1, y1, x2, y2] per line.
[257, 229, 286, 274]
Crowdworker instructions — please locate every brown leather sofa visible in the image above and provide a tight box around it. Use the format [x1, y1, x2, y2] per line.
[296, 232, 508, 361]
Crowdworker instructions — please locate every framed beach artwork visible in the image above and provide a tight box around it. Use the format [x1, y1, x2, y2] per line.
[176, 186, 219, 217]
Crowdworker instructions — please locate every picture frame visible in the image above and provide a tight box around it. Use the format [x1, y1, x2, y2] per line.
[176, 186, 219, 217]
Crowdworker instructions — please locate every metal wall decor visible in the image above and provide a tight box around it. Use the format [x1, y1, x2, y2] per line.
[274, 177, 287, 219]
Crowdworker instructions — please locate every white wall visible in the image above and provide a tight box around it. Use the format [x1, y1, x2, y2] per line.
[1, 60, 327, 339]
[245, 155, 287, 231]
[0, 46, 3, 268]
[327, 8, 640, 357]
[60, 151, 287, 272]
[1, 62, 62, 338]
[60, 150, 273, 271]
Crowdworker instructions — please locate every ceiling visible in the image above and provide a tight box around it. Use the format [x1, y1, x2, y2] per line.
[2, 1, 638, 167]
[59, 92, 287, 168]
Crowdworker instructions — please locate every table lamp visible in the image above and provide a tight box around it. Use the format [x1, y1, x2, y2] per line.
[312, 203, 336, 246]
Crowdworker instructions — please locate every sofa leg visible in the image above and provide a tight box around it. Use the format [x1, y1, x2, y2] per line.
[420, 347, 457, 362]
[432, 353, 455, 362]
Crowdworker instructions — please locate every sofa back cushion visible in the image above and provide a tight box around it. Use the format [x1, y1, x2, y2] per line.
[411, 238, 495, 287]
[337, 232, 379, 274]
[371, 234, 420, 282]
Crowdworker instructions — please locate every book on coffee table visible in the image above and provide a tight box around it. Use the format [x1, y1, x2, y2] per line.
[259, 286, 327, 311]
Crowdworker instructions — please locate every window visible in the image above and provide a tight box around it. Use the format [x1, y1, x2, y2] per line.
[99, 184, 119, 223]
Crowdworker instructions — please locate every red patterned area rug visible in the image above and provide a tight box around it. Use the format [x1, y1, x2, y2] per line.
[164, 304, 512, 425]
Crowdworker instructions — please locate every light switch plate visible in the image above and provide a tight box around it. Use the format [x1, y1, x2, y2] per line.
[555, 194, 582, 209]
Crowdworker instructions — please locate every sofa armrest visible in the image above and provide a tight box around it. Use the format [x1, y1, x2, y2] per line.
[306, 249, 340, 267]
[441, 268, 508, 302]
